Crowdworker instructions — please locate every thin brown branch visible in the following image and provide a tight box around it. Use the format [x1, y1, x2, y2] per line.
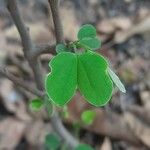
[7, 0, 44, 90]
[0, 67, 44, 97]
[32, 43, 56, 59]
[48, 0, 64, 43]
[7, 0, 32, 56]
[51, 113, 79, 147]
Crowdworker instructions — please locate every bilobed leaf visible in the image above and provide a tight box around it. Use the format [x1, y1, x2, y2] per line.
[79, 37, 101, 50]
[56, 43, 68, 53]
[45, 52, 77, 106]
[45, 133, 61, 150]
[78, 24, 96, 40]
[108, 68, 126, 93]
[74, 144, 94, 150]
[29, 98, 44, 111]
[77, 52, 113, 106]
[81, 110, 96, 125]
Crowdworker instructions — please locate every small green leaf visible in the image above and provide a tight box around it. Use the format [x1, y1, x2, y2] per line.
[81, 110, 96, 125]
[77, 51, 113, 106]
[74, 144, 94, 150]
[29, 98, 44, 111]
[45, 133, 61, 150]
[79, 37, 101, 50]
[56, 43, 68, 54]
[78, 24, 96, 40]
[108, 68, 126, 93]
[45, 52, 77, 106]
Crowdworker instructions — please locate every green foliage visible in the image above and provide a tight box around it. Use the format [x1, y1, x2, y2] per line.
[74, 144, 94, 150]
[77, 24, 96, 40]
[77, 24, 101, 51]
[29, 98, 44, 111]
[81, 110, 96, 125]
[108, 68, 126, 93]
[45, 24, 126, 107]
[45, 52, 77, 106]
[56, 43, 69, 54]
[45, 133, 61, 150]
[79, 37, 101, 50]
[77, 52, 113, 106]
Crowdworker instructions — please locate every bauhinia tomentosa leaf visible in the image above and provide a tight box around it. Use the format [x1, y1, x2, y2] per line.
[81, 110, 96, 125]
[45, 52, 77, 106]
[29, 98, 44, 111]
[77, 24, 96, 40]
[108, 67, 126, 93]
[79, 37, 101, 50]
[77, 51, 113, 106]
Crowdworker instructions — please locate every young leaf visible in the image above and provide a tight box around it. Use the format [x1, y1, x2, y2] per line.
[108, 68, 126, 93]
[56, 43, 68, 54]
[29, 98, 44, 111]
[45, 52, 77, 106]
[79, 37, 101, 50]
[45, 133, 61, 150]
[78, 24, 96, 40]
[77, 52, 113, 106]
[81, 110, 96, 125]
[74, 144, 94, 150]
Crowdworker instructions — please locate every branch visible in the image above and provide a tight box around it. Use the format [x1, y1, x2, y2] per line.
[48, 0, 64, 43]
[0, 67, 44, 97]
[51, 113, 79, 147]
[7, 0, 32, 56]
[7, 0, 43, 90]
[32, 43, 56, 59]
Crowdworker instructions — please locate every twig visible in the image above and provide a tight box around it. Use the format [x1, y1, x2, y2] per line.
[0, 67, 44, 97]
[7, 0, 43, 90]
[51, 113, 79, 147]
[48, 0, 64, 43]
[32, 43, 56, 59]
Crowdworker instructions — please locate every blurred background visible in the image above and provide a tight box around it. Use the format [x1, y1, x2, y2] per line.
[0, 0, 150, 149]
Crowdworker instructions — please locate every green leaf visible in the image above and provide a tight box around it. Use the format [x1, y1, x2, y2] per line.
[108, 68, 126, 93]
[45, 133, 61, 150]
[29, 98, 44, 111]
[81, 110, 96, 125]
[74, 144, 94, 150]
[79, 37, 101, 50]
[56, 43, 69, 54]
[78, 24, 96, 40]
[45, 52, 77, 106]
[77, 52, 113, 106]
